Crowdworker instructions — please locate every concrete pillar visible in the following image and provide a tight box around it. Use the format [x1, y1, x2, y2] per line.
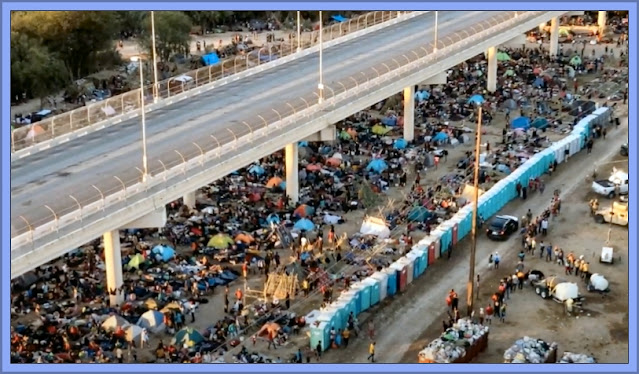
[103, 230, 124, 307]
[285, 143, 299, 204]
[403, 86, 415, 141]
[486, 46, 497, 93]
[183, 191, 196, 210]
[598, 11, 607, 35]
[549, 17, 559, 57]
[539, 22, 547, 32]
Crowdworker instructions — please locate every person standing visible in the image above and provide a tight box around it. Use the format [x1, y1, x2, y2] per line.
[485, 304, 493, 325]
[475, 275, 481, 300]
[342, 328, 350, 348]
[499, 303, 507, 323]
[367, 342, 376, 362]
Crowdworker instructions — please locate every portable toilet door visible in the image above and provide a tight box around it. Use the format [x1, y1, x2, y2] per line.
[342, 289, 362, 315]
[383, 267, 398, 296]
[370, 272, 389, 301]
[401, 257, 415, 285]
[310, 321, 331, 352]
[317, 309, 338, 330]
[428, 241, 437, 265]
[352, 282, 371, 312]
[325, 304, 346, 330]
[337, 294, 356, 321]
[407, 252, 420, 281]
[431, 231, 442, 259]
[451, 220, 459, 246]
[363, 278, 380, 306]
[415, 249, 428, 274]
[392, 262, 408, 292]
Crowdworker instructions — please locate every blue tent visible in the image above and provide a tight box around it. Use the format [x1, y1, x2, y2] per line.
[432, 132, 449, 142]
[201, 52, 220, 66]
[279, 181, 286, 190]
[152, 245, 175, 262]
[331, 15, 347, 22]
[294, 218, 315, 231]
[408, 206, 431, 222]
[393, 138, 408, 150]
[467, 94, 485, 105]
[381, 117, 397, 126]
[511, 116, 531, 130]
[366, 159, 388, 173]
[298, 141, 309, 147]
[248, 164, 265, 175]
[533, 77, 545, 88]
[267, 213, 280, 225]
[415, 90, 430, 101]
[531, 117, 549, 130]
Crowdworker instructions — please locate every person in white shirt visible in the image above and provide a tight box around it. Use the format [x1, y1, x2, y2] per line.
[541, 218, 549, 236]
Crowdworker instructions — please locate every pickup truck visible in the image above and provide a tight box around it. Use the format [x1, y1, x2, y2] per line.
[592, 169, 629, 198]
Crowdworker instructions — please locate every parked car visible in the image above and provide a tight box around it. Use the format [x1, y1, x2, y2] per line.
[620, 143, 628, 156]
[591, 169, 629, 198]
[486, 215, 519, 240]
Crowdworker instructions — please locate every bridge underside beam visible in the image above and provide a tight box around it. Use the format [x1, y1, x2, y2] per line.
[302, 126, 336, 142]
[419, 72, 448, 86]
[121, 207, 167, 229]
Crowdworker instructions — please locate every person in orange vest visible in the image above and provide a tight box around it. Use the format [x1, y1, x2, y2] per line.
[242, 261, 248, 278]
[235, 288, 243, 301]
[449, 289, 459, 311]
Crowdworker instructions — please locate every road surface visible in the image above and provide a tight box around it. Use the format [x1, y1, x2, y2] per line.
[11, 11, 507, 236]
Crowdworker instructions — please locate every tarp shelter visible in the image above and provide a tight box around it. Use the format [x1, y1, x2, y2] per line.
[257, 322, 281, 337]
[511, 116, 531, 130]
[331, 15, 347, 22]
[201, 52, 220, 66]
[266, 176, 284, 188]
[152, 245, 175, 262]
[102, 315, 130, 332]
[294, 204, 315, 218]
[415, 90, 430, 101]
[371, 124, 392, 135]
[208, 234, 234, 249]
[531, 117, 549, 130]
[467, 94, 485, 105]
[339, 130, 352, 140]
[293, 218, 315, 232]
[235, 232, 255, 244]
[408, 206, 431, 222]
[381, 116, 397, 126]
[394, 138, 408, 150]
[360, 216, 391, 238]
[496, 52, 511, 61]
[127, 254, 145, 269]
[137, 310, 166, 333]
[161, 301, 184, 314]
[366, 159, 388, 173]
[248, 164, 265, 175]
[173, 328, 205, 347]
[432, 132, 449, 142]
[569, 56, 582, 66]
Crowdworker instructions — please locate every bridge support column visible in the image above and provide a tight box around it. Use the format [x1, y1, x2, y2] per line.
[598, 11, 607, 35]
[103, 230, 124, 307]
[486, 46, 497, 93]
[403, 86, 415, 141]
[183, 191, 196, 210]
[549, 17, 559, 57]
[285, 143, 299, 204]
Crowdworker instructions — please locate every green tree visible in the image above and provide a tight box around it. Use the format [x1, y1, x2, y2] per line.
[138, 11, 192, 62]
[11, 11, 120, 79]
[10, 32, 69, 100]
[115, 11, 146, 36]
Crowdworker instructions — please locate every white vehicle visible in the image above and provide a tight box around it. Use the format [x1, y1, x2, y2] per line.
[591, 169, 629, 198]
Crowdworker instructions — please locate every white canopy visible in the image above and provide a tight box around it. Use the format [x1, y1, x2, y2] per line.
[360, 216, 391, 238]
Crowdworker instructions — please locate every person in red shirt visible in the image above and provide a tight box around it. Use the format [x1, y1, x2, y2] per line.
[485, 304, 494, 325]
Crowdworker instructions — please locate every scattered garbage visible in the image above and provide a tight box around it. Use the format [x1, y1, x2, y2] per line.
[558, 352, 597, 363]
[503, 336, 558, 363]
[418, 318, 489, 363]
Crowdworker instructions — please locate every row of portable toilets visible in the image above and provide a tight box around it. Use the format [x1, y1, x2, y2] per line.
[309, 107, 611, 351]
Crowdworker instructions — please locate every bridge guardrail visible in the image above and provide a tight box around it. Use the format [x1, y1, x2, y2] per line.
[12, 11, 553, 251]
[11, 11, 420, 157]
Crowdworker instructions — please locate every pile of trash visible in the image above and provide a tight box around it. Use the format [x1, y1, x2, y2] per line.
[558, 352, 597, 363]
[503, 336, 558, 363]
[418, 318, 489, 363]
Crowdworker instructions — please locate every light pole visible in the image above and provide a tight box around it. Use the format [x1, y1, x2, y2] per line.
[434, 11, 439, 52]
[297, 11, 302, 52]
[318, 11, 324, 104]
[151, 11, 159, 103]
[131, 56, 149, 182]
[466, 106, 482, 317]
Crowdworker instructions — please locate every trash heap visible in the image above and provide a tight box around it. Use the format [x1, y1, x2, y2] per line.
[503, 336, 558, 363]
[418, 318, 489, 363]
[558, 352, 597, 363]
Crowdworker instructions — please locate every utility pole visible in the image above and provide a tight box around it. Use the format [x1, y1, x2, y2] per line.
[467, 107, 483, 317]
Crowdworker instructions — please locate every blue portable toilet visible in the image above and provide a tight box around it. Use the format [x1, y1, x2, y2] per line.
[342, 289, 362, 315]
[337, 294, 356, 321]
[414, 249, 427, 274]
[324, 304, 346, 330]
[317, 309, 338, 330]
[406, 252, 421, 280]
[383, 267, 398, 296]
[310, 321, 330, 351]
[352, 282, 371, 312]
[363, 278, 380, 306]
[370, 272, 389, 301]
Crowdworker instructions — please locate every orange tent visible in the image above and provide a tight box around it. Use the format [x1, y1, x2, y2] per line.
[235, 232, 255, 244]
[257, 322, 281, 337]
[325, 157, 341, 167]
[266, 176, 283, 188]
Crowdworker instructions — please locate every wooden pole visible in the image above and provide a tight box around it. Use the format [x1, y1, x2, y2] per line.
[467, 107, 483, 317]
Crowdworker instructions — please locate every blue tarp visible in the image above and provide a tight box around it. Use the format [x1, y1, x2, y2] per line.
[294, 218, 315, 231]
[531, 117, 549, 130]
[201, 52, 220, 66]
[415, 90, 430, 102]
[467, 94, 485, 105]
[432, 132, 449, 142]
[533, 77, 545, 88]
[152, 245, 175, 262]
[366, 159, 388, 173]
[381, 117, 397, 126]
[279, 181, 287, 190]
[267, 214, 280, 225]
[511, 116, 531, 130]
[393, 138, 408, 150]
[248, 164, 265, 175]
[298, 141, 309, 147]
[408, 206, 431, 222]
[331, 15, 347, 22]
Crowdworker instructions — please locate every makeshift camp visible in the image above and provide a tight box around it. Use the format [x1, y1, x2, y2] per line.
[418, 318, 489, 363]
[588, 273, 610, 292]
[371, 124, 392, 135]
[459, 184, 485, 204]
[531, 117, 549, 130]
[257, 322, 281, 337]
[467, 94, 485, 105]
[144, 298, 159, 310]
[173, 328, 205, 346]
[496, 52, 511, 61]
[558, 352, 597, 363]
[248, 164, 265, 175]
[366, 159, 388, 173]
[294, 204, 315, 218]
[101, 315, 130, 332]
[394, 138, 408, 150]
[137, 310, 166, 334]
[569, 55, 582, 66]
[503, 337, 558, 363]
[201, 52, 220, 66]
[125, 325, 144, 346]
[408, 206, 431, 222]
[263, 272, 298, 301]
[208, 233, 234, 249]
[127, 254, 146, 269]
[360, 216, 391, 238]
[511, 117, 531, 130]
[151, 245, 175, 262]
[293, 218, 315, 232]
[234, 232, 255, 244]
[266, 176, 284, 188]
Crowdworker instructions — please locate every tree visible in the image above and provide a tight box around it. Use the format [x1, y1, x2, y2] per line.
[115, 11, 146, 36]
[138, 11, 192, 62]
[11, 11, 120, 80]
[10, 32, 68, 101]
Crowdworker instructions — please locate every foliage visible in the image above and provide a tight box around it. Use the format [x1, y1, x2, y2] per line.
[138, 11, 192, 62]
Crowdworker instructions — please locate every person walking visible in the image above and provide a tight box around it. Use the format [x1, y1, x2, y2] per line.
[546, 244, 553, 262]
[367, 342, 376, 362]
[485, 304, 493, 325]
[493, 252, 500, 269]
[342, 328, 350, 348]
[499, 303, 507, 323]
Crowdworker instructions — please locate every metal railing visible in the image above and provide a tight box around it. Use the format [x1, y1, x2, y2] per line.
[10, 11, 409, 153]
[11, 11, 553, 251]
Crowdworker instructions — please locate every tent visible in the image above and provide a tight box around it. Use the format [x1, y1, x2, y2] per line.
[407, 206, 431, 222]
[510, 116, 531, 130]
[393, 138, 408, 150]
[266, 176, 284, 188]
[331, 15, 347, 22]
[125, 325, 144, 346]
[235, 232, 255, 244]
[381, 116, 397, 126]
[248, 164, 265, 175]
[257, 322, 281, 337]
[531, 117, 549, 130]
[467, 94, 485, 105]
[432, 132, 449, 142]
[161, 301, 184, 314]
[101, 315, 130, 332]
[201, 52, 220, 66]
[144, 298, 159, 310]
[152, 245, 175, 262]
[173, 328, 205, 346]
[589, 273, 610, 291]
[569, 56, 582, 66]
[293, 218, 315, 232]
[503, 69, 515, 77]
[137, 310, 166, 333]
[371, 124, 392, 135]
[366, 159, 388, 173]
[266, 213, 280, 225]
[294, 204, 315, 218]
[127, 254, 145, 269]
[415, 90, 430, 101]
[339, 130, 351, 140]
[360, 216, 391, 238]
[325, 157, 342, 166]
[208, 233, 234, 249]
[496, 51, 511, 61]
